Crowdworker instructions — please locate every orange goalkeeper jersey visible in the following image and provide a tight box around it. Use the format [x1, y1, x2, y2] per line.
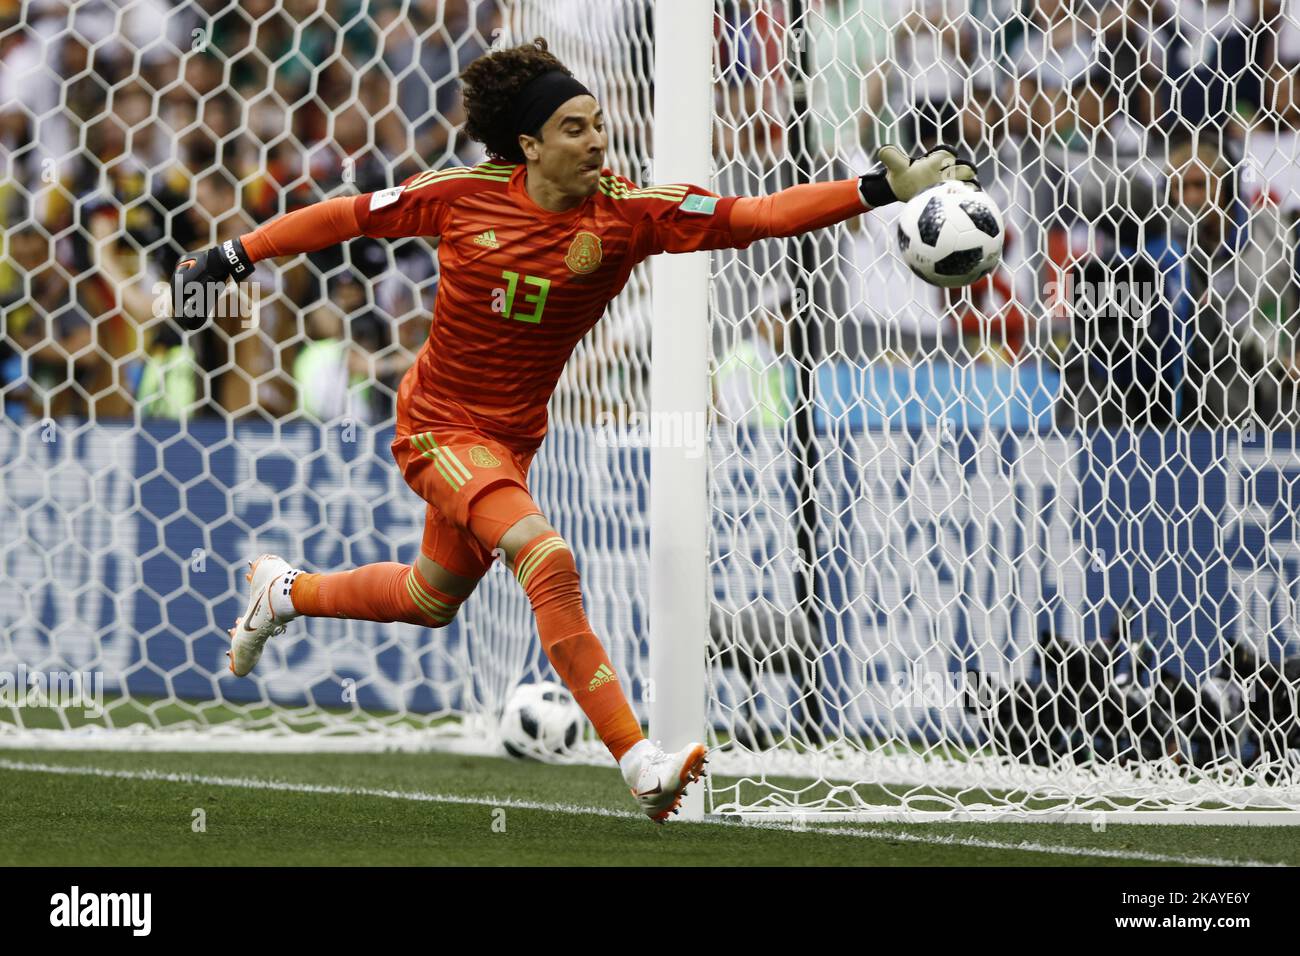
[352, 161, 748, 454]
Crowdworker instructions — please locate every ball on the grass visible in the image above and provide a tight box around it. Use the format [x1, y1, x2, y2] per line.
[499, 680, 584, 761]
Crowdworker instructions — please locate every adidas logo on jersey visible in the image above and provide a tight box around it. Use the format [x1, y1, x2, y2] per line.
[588, 663, 617, 692]
[473, 229, 500, 249]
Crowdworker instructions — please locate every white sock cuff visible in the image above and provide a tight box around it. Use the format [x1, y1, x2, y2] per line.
[270, 568, 302, 620]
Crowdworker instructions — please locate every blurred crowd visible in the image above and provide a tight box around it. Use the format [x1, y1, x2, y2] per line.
[715, 0, 1300, 431]
[3, 0, 1300, 431]
[0, 0, 501, 423]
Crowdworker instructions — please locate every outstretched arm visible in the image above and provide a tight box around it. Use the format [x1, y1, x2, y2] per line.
[197, 186, 445, 266]
[170, 197, 369, 330]
[647, 145, 977, 255]
[728, 179, 866, 245]
[172, 183, 447, 329]
[240, 196, 364, 260]
[731, 145, 977, 243]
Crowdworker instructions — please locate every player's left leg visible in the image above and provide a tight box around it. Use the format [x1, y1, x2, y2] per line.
[227, 424, 504, 677]
[227, 509, 487, 677]
[472, 486, 707, 821]
[288, 506, 485, 627]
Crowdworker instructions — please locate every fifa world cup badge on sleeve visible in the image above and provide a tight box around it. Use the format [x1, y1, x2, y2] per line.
[679, 194, 719, 215]
[369, 186, 405, 211]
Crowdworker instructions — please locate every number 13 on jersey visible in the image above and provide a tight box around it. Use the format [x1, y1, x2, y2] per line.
[495, 270, 551, 324]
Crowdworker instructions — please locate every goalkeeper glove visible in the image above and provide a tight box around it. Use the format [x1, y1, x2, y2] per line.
[858, 144, 977, 208]
[172, 237, 254, 331]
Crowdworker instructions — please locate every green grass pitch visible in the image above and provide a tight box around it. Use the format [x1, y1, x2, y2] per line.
[1, 749, 1296, 866]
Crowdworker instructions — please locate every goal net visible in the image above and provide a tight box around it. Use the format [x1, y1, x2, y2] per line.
[3, 0, 1300, 821]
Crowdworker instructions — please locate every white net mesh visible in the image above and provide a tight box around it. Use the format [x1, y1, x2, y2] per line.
[3, 0, 1300, 816]
[701, 0, 1300, 816]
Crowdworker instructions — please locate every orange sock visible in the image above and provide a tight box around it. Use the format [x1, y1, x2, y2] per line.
[290, 563, 463, 627]
[514, 532, 644, 762]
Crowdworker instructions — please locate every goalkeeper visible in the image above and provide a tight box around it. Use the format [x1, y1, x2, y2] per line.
[174, 37, 974, 822]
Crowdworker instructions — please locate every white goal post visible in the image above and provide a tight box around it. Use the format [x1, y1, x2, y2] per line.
[648, 0, 711, 820]
[2, 0, 1300, 824]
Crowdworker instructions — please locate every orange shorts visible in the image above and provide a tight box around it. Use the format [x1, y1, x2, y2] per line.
[391, 424, 542, 580]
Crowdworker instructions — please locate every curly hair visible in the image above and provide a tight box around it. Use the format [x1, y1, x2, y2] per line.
[460, 37, 572, 163]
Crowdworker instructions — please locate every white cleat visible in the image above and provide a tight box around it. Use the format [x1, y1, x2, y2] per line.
[626, 741, 708, 823]
[227, 554, 298, 677]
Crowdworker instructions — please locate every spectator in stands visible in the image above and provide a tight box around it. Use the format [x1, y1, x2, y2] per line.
[2, 0, 525, 426]
[805, 0, 893, 158]
[0, 225, 97, 420]
[134, 320, 199, 419]
[1166, 140, 1300, 427]
[1172, 0, 1291, 145]
[294, 300, 371, 423]
[293, 276, 407, 424]
[714, 299, 795, 428]
[1002, 0, 1100, 312]
[1056, 175, 1195, 430]
[893, 0, 995, 153]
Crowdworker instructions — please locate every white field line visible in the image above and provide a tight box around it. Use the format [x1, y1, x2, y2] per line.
[0, 758, 1284, 867]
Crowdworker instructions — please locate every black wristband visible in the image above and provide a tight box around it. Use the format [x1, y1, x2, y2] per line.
[218, 236, 254, 280]
[857, 172, 896, 209]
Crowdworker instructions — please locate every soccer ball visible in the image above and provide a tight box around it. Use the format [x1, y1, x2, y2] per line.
[499, 680, 584, 761]
[895, 181, 1004, 288]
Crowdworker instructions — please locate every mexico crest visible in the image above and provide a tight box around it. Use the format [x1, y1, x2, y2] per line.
[565, 231, 603, 274]
[469, 445, 501, 468]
